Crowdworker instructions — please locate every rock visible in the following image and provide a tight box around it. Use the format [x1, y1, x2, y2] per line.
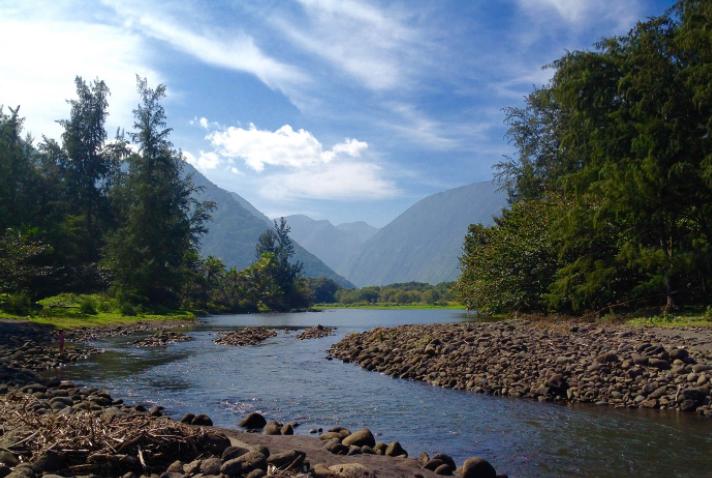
[328, 463, 374, 478]
[222, 446, 250, 461]
[434, 464, 454, 475]
[324, 438, 348, 455]
[267, 450, 305, 469]
[166, 460, 183, 473]
[342, 428, 376, 448]
[199, 432, 231, 455]
[373, 442, 387, 455]
[191, 414, 213, 426]
[281, 423, 294, 435]
[385, 441, 407, 457]
[432, 454, 456, 470]
[649, 358, 670, 370]
[180, 413, 195, 424]
[199, 457, 222, 476]
[245, 469, 266, 478]
[0, 451, 19, 467]
[313, 463, 338, 478]
[240, 412, 266, 430]
[220, 457, 243, 477]
[461, 457, 497, 478]
[596, 352, 618, 363]
[31, 450, 63, 472]
[263, 420, 282, 435]
[231, 450, 267, 473]
[183, 459, 202, 475]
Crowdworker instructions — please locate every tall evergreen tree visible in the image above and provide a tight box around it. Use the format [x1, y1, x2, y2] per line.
[104, 78, 211, 307]
[58, 77, 112, 263]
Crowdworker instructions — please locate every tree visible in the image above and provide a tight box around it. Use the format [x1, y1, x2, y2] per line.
[104, 78, 212, 307]
[254, 218, 309, 310]
[465, 0, 712, 314]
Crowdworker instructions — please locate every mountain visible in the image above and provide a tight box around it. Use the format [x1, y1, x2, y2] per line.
[284, 215, 378, 278]
[335, 221, 379, 243]
[346, 181, 508, 286]
[184, 164, 353, 288]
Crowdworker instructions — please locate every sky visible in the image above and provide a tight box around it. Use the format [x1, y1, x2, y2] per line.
[0, 0, 674, 227]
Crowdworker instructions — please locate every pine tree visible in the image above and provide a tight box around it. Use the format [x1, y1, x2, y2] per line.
[104, 78, 211, 307]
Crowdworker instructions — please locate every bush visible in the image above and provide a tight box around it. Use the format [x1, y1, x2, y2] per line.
[78, 296, 98, 315]
[0, 292, 34, 315]
[119, 302, 138, 316]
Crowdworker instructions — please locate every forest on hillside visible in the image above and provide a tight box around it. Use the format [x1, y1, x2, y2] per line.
[0, 77, 313, 316]
[458, 0, 712, 316]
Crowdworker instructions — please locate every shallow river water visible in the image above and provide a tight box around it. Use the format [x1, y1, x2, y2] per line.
[58, 309, 712, 477]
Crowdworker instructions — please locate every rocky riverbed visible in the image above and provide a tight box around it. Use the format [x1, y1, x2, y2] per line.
[296, 325, 335, 341]
[133, 331, 193, 348]
[214, 328, 278, 346]
[328, 320, 712, 416]
[1, 321, 503, 478]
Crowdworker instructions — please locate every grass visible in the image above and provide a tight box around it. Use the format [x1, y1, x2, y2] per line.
[313, 302, 465, 310]
[0, 292, 195, 329]
[624, 308, 712, 328]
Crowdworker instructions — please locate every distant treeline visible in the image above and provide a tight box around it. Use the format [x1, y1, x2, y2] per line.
[458, 0, 712, 316]
[0, 77, 311, 315]
[318, 282, 457, 306]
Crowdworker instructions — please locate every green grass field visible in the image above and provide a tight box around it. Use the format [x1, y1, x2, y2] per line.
[0, 292, 195, 329]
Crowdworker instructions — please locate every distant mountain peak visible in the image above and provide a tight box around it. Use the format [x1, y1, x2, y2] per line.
[345, 180, 507, 286]
[184, 164, 353, 288]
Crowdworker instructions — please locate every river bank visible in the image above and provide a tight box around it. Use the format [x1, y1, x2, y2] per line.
[0, 320, 504, 478]
[329, 319, 712, 415]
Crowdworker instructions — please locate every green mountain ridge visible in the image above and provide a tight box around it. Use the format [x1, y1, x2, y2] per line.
[184, 164, 353, 288]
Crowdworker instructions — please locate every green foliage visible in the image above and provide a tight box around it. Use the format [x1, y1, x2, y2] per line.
[0, 292, 35, 315]
[457, 200, 558, 313]
[460, 0, 712, 315]
[78, 296, 98, 315]
[0, 229, 53, 297]
[103, 77, 213, 307]
[305, 277, 339, 303]
[334, 282, 456, 306]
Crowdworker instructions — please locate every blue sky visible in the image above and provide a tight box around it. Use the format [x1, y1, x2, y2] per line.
[1, 0, 673, 226]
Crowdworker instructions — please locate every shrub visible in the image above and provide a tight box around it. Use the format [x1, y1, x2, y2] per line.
[119, 302, 138, 316]
[0, 292, 34, 315]
[78, 296, 98, 315]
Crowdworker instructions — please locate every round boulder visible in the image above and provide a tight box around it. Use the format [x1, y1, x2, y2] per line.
[342, 428, 376, 448]
[240, 412, 267, 430]
[461, 457, 496, 478]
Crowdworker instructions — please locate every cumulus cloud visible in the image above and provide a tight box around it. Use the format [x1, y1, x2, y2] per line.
[207, 124, 368, 173]
[197, 122, 396, 200]
[0, 16, 160, 140]
[184, 150, 222, 172]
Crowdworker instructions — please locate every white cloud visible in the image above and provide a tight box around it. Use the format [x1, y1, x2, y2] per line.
[517, 0, 641, 29]
[272, 0, 424, 91]
[0, 16, 160, 140]
[259, 160, 396, 200]
[207, 124, 368, 173]
[184, 150, 221, 171]
[199, 123, 396, 200]
[104, 1, 307, 96]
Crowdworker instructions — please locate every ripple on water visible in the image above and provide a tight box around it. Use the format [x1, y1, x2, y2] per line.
[60, 309, 712, 478]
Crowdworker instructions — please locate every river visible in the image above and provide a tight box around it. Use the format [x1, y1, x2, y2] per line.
[57, 309, 712, 477]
